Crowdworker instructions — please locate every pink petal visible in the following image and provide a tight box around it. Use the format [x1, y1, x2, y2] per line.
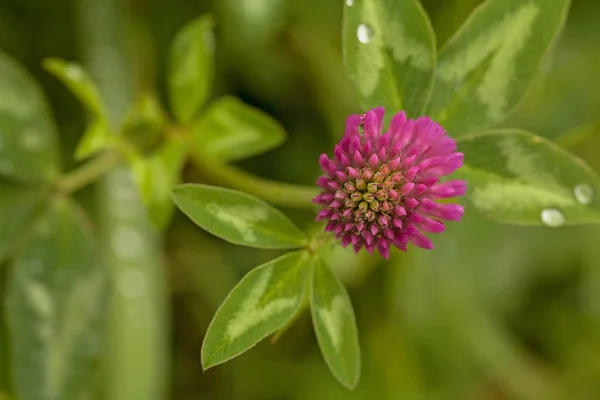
[430, 180, 467, 198]
[368, 153, 379, 169]
[378, 239, 390, 259]
[345, 114, 362, 137]
[407, 226, 434, 249]
[420, 198, 464, 221]
[363, 107, 385, 138]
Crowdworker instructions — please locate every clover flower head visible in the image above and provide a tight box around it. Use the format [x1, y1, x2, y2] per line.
[314, 107, 466, 259]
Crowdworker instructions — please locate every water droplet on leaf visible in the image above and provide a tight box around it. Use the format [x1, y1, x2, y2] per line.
[357, 24, 375, 44]
[573, 184, 594, 205]
[345, 0, 354, 6]
[541, 208, 565, 227]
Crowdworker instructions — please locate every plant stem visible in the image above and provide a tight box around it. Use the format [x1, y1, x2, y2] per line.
[190, 151, 320, 209]
[55, 151, 121, 194]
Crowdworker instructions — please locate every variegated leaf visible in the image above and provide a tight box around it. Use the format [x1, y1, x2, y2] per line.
[427, 0, 570, 135]
[344, 0, 436, 118]
[457, 129, 600, 225]
[201, 251, 312, 369]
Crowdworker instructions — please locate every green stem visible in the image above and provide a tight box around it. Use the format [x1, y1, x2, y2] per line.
[55, 151, 121, 194]
[190, 151, 320, 209]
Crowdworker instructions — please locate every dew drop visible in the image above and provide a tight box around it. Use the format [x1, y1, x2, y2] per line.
[20, 129, 46, 153]
[573, 184, 594, 205]
[541, 208, 565, 227]
[357, 24, 375, 44]
[117, 269, 146, 299]
[345, 0, 354, 6]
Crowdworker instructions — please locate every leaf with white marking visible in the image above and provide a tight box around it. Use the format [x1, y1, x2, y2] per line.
[310, 260, 360, 389]
[457, 129, 600, 225]
[0, 52, 60, 182]
[343, 0, 436, 117]
[43, 58, 113, 160]
[427, 0, 570, 135]
[6, 198, 108, 400]
[168, 15, 215, 123]
[171, 184, 307, 249]
[201, 251, 312, 369]
[191, 96, 286, 162]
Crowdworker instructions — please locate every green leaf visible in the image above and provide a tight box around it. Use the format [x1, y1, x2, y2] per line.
[6, 198, 108, 400]
[343, 0, 436, 117]
[0, 52, 60, 182]
[75, 120, 116, 160]
[0, 182, 44, 262]
[168, 15, 215, 123]
[171, 184, 307, 249]
[43, 58, 113, 160]
[121, 94, 168, 155]
[310, 259, 361, 389]
[201, 251, 312, 369]
[457, 129, 600, 226]
[190, 96, 286, 161]
[130, 137, 187, 228]
[427, 0, 570, 135]
[42, 58, 107, 120]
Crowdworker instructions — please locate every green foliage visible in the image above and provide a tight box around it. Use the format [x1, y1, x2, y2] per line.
[43, 58, 113, 160]
[310, 260, 361, 389]
[3, 0, 600, 397]
[171, 184, 307, 249]
[191, 96, 287, 161]
[457, 129, 600, 225]
[168, 15, 215, 123]
[0, 53, 60, 182]
[130, 137, 187, 228]
[121, 94, 168, 155]
[6, 198, 108, 400]
[426, 0, 571, 135]
[0, 183, 44, 262]
[343, 0, 436, 118]
[201, 251, 312, 369]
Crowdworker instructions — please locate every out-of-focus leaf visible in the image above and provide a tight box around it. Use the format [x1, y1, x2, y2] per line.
[171, 184, 307, 249]
[0, 182, 44, 262]
[427, 0, 570, 135]
[457, 129, 600, 225]
[201, 251, 312, 369]
[42, 58, 107, 120]
[310, 259, 361, 389]
[130, 137, 186, 228]
[6, 198, 108, 400]
[168, 15, 215, 123]
[74, 120, 115, 161]
[121, 94, 168, 155]
[343, 0, 436, 118]
[43, 58, 113, 160]
[190, 96, 286, 161]
[0, 52, 60, 182]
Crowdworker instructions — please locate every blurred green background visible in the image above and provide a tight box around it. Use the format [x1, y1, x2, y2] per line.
[2, 0, 600, 399]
